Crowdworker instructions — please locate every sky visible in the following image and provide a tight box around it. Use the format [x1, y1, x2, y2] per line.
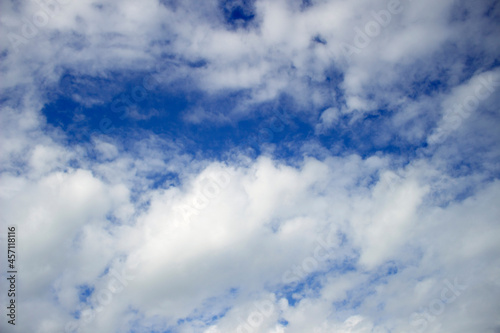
[0, 0, 500, 332]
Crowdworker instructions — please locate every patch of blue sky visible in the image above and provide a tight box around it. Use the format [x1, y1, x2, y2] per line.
[428, 153, 500, 207]
[276, 271, 330, 307]
[98, 265, 111, 278]
[407, 77, 447, 99]
[277, 281, 306, 307]
[104, 214, 122, 226]
[367, 261, 400, 286]
[450, 55, 500, 84]
[126, 310, 175, 333]
[43, 63, 417, 165]
[279, 243, 358, 288]
[220, 0, 256, 30]
[278, 318, 289, 326]
[44, 76, 184, 140]
[176, 307, 230, 326]
[55, 70, 125, 104]
[300, 0, 313, 10]
[44, 85, 312, 161]
[40, 57, 498, 176]
[174, 287, 237, 328]
[102, 215, 130, 236]
[146, 172, 180, 190]
[313, 35, 328, 45]
[327, 256, 359, 275]
[316, 115, 429, 162]
[70, 310, 81, 320]
[78, 284, 94, 304]
[333, 287, 376, 312]
[323, 66, 346, 99]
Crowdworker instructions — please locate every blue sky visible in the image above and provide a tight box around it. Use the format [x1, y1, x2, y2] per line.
[1, 0, 500, 332]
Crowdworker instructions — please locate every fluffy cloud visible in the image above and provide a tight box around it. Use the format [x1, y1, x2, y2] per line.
[1, 114, 499, 332]
[1, 0, 499, 332]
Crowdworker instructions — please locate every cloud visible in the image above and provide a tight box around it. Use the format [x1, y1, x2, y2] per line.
[1, 111, 499, 332]
[1, 0, 500, 332]
[315, 106, 340, 134]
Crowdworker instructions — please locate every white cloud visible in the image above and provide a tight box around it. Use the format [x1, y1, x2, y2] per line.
[315, 107, 340, 134]
[1, 0, 500, 332]
[1, 115, 499, 332]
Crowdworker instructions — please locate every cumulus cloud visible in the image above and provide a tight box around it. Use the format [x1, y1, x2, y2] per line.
[1, 0, 499, 332]
[1, 113, 499, 332]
